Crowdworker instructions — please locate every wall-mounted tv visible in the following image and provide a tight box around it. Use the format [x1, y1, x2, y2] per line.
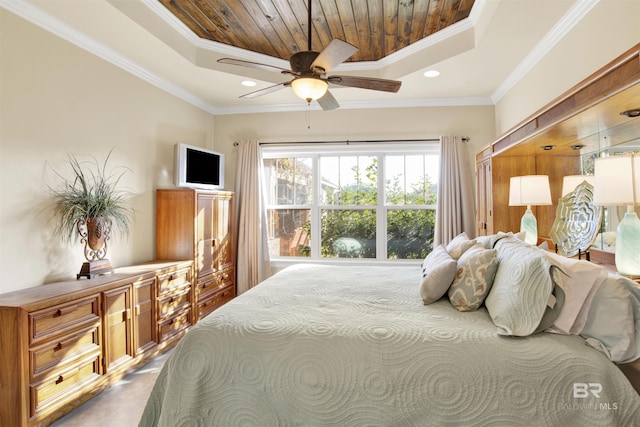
[174, 143, 224, 190]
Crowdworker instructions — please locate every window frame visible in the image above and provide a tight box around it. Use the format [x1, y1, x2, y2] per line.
[262, 142, 439, 267]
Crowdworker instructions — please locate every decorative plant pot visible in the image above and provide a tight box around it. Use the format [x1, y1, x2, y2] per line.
[86, 217, 106, 251]
[77, 216, 114, 279]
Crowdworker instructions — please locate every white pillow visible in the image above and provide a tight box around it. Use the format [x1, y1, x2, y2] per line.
[485, 237, 558, 336]
[543, 251, 608, 335]
[476, 231, 525, 249]
[581, 274, 640, 363]
[445, 232, 476, 260]
[420, 245, 457, 305]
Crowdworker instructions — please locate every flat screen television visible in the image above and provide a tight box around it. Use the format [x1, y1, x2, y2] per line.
[174, 143, 224, 190]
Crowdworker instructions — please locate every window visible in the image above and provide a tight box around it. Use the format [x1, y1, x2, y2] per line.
[262, 143, 439, 262]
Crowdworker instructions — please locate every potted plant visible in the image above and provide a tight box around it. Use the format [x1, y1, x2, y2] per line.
[50, 150, 134, 278]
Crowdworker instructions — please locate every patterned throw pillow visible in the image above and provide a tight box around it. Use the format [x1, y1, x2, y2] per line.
[420, 245, 457, 305]
[448, 244, 499, 311]
[445, 232, 476, 260]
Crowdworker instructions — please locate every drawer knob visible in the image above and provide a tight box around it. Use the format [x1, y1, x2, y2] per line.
[54, 304, 78, 317]
[55, 376, 64, 385]
[54, 342, 63, 351]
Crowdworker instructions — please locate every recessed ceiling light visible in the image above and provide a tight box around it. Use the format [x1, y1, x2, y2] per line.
[241, 80, 257, 87]
[620, 108, 640, 118]
[423, 70, 440, 78]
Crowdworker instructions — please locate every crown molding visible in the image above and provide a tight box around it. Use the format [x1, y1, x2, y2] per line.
[1, 0, 220, 115]
[214, 97, 494, 115]
[491, 0, 600, 103]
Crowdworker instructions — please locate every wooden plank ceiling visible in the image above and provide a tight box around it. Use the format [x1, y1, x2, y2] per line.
[159, 0, 475, 62]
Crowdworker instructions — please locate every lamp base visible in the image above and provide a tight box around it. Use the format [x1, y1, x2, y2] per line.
[615, 212, 640, 276]
[520, 209, 538, 245]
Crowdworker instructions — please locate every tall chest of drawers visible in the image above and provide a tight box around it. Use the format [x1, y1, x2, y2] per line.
[156, 189, 237, 321]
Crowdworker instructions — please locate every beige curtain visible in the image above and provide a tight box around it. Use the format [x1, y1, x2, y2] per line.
[234, 140, 272, 294]
[434, 135, 476, 246]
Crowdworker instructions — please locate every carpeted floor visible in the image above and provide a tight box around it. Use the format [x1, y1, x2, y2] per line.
[50, 350, 170, 427]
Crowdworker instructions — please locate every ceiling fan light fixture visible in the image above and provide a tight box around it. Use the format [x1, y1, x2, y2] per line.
[291, 77, 328, 102]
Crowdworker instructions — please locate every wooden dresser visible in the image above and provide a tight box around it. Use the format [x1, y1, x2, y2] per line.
[0, 260, 193, 427]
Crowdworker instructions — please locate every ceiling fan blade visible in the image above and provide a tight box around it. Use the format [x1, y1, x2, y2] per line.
[316, 90, 339, 111]
[328, 75, 402, 93]
[218, 58, 295, 75]
[310, 39, 358, 74]
[240, 82, 290, 99]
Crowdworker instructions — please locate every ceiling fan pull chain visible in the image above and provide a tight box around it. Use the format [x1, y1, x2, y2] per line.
[306, 102, 311, 129]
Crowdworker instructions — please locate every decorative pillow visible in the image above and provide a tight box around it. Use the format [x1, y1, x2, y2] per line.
[448, 243, 499, 311]
[514, 230, 527, 242]
[580, 274, 640, 363]
[543, 251, 608, 335]
[420, 245, 458, 305]
[484, 237, 561, 336]
[476, 232, 514, 249]
[445, 232, 476, 260]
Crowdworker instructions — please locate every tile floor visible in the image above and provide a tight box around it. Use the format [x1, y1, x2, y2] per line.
[50, 350, 170, 427]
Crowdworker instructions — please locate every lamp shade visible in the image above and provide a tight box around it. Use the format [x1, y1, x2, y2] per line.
[508, 175, 552, 206]
[561, 175, 595, 197]
[594, 154, 640, 206]
[291, 77, 328, 102]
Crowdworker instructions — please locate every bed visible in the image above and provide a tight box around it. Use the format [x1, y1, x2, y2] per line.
[139, 234, 640, 427]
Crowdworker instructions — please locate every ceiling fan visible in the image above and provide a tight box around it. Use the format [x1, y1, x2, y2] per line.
[217, 1, 402, 110]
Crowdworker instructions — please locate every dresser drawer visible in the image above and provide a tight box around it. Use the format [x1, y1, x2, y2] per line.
[158, 309, 191, 342]
[197, 268, 234, 299]
[157, 286, 191, 319]
[197, 285, 235, 320]
[29, 296, 100, 345]
[30, 355, 101, 417]
[157, 267, 191, 295]
[30, 326, 101, 380]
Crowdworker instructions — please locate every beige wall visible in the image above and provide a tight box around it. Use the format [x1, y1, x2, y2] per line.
[214, 106, 495, 191]
[494, 0, 640, 135]
[0, 11, 216, 293]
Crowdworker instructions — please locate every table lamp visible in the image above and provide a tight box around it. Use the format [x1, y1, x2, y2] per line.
[594, 154, 640, 276]
[509, 175, 552, 245]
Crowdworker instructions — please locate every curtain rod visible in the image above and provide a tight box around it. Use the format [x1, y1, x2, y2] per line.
[233, 137, 469, 147]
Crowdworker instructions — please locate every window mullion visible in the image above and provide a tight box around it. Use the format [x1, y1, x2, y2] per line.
[311, 155, 321, 258]
[377, 153, 386, 260]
